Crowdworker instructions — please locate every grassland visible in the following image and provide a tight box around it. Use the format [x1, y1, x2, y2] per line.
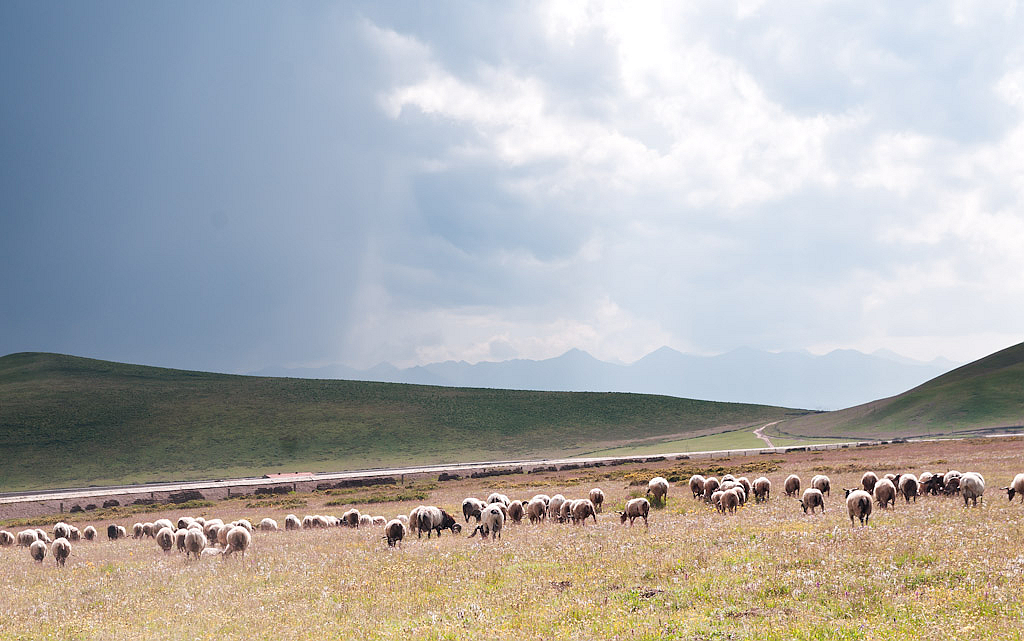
[0, 353, 800, 491]
[2, 438, 1024, 640]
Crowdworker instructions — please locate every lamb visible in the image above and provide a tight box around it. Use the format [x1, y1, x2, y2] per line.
[647, 476, 669, 505]
[285, 514, 302, 531]
[720, 488, 740, 514]
[570, 499, 598, 525]
[462, 498, 486, 523]
[184, 528, 207, 559]
[53, 522, 72, 541]
[961, 472, 985, 507]
[469, 504, 505, 540]
[752, 477, 771, 503]
[507, 500, 525, 523]
[384, 519, 407, 548]
[223, 525, 252, 559]
[799, 488, 825, 514]
[861, 472, 878, 493]
[844, 489, 873, 527]
[416, 506, 461, 538]
[619, 497, 650, 526]
[174, 528, 188, 553]
[0, 530, 14, 546]
[259, 518, 279, 532]
[547, 495, 567, 522]
[51, 537, 72, 567]
[702, 477, 720, 502]
[30, 540, 47, 563]
[898, 474, 919, 503]
[1001, 473, 1024, 502]
[83, 526, 97, 541]
[873, 478, 897, 509]
[689, 475, 706, 499]
[156, 526, 175, 552]
[526, 498, 547, 524]
[17, 529, 38, 547]
[589, 488, 605, 513]
[784, 474, 801, 497]
[811, 474, 831, 497]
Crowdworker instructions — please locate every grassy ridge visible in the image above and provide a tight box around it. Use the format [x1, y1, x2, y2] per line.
[773, 341, 1024, 439]
[0, 353, 799, 491]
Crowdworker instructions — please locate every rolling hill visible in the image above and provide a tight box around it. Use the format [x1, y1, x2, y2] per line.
[770, 341, 1024, 440]
[0, 353, 803, 491]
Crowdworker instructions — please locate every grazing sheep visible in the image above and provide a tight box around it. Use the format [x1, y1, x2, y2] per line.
[285, 514, 302, 531]
[462, 498, 486, 523]
[416, 506, 461, 538]
[873, 479, 897, 509]
[811, 474, 831, 497]
[232, 519, 254, 534]
[184, 528, 207, 559]
[142, 523, 155, 538]
[153, 518, 174, 532]
[721, 488, 740, 514]
[384, 519, 407, 548]
[784, 474, 801, 497]
[174, 528, 188, 553]
[737, 477, 752, 496]
[721, 474, 736, 483]
[531, 494, 551, 507]
[961, 472, 985, 507]
[155, 527, 175, 552]
[68, 526, 81, 542]
[526, 498, 547, 524]
[469, 504, 505, 540]
[83, 526, 97, 541]
[259, 518, 279, 532]
[302, 515, 315, 529]
[507, 500, 525, 523]
[702, 477, 721, 502]
[752, 477, 771, 503]
[571, 499, 598, 525]
[223, 526, 252, 559]
[107, 524, 126, 541]
[619, 497, 650, 527]
[35, 529, 51, 544]
[861, 472, 878, 494]
[799, 488, 825, 514]
[342, 509, 360, 528]
[407, 506, 424, 536]
[486, 493, 511, 507]
[30, 540, 47, 563]
[200, 547, 223, 558]
[689, 475, 706, 499]
[647, 477, 669, 505]
[396, 515, 409, 525]
[943, 470, 962, 496]
[0, 530, 14, 546]
[53, 522, 72, 541]
[919, 471, 945, 495]
[548, 495, 567, 522]
[51, 537, 71, 567]
[845, 489, 873, 527]
[17, 529, 38, 547]
[589, 488, 605, 513]
[177, 517, 196, 530]
[711, 490, 725, 513]
[358, 514, 373, 528]
[899, 474, 919, 503]
[558, 499, 575, 523]
[1001, 473, 1024, 502]
[371, 516, 387, 527]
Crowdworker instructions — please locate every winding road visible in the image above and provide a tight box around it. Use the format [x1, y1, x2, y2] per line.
[753, 421, 778, 448]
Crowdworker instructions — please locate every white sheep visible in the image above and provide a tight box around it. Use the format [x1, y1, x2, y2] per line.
[752, 477, 771, 503]
[1001, 473, 1024, 502]
[784, 474, 801, 497]
[689, 475, 705, 499]
[384, 519, 407, 548]
[799, 488, 825, 514]
[153, 518, 174, 532]
[284, 514, 302, 531]
[35, 529, 51, 544]
[358, 514, 373, 528]
[259, 518, 279, 532]
[702, 477, 720, 502]
[873, 479, 896, 509]
[861, 472, 878, 493]
[462, 497, 486, 523]
[588, 488, 605, 513]
[647, 477, 669, 505]
[571, 498, 598, 525]
[177, 517, 196, 530]
[619, 498, 650, 526]
[53, 522, 72, 541]
[811, 474, 831, 496]
[547, 495, 566, 521]
[17, 529, 38, 547]
[531, 494, 551, 507]
[469, 504, 505, 540]
[486, 492, 511, 507]
[233, 519, 254, 534]
[51, 537, 71, 567]
[174, 528, 188, 553]
[0, 530, 14, 546]
[526, 498, 547, 524]
[30, 539, 47, 563]
[845, 489, 873, 527]
[341, 509, 360, 528]
[83, 526, 97, 541]
[223, 526, 252, 559]
[184, 528, 207, 559]
[961, 472, 985, 507]
[416, 506, 461, 538]
[155, 526, 175, 552]
[898, 473, 919, 503]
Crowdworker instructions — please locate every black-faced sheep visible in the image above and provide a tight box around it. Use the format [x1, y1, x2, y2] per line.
[943, 470, 962, 496]
[873, 479, 896, 509]
[51, 537, 71, 567]
[844, 489, 872, 527]
[384, 519, 406, 548]
[619, 497, 650, 526]
[689, 475, 705, 499]
[799, 488, 825, 514]
[462, 498, 486, 523]
[469, 504, 505, 540]
[647, 477, 669, 505]
[107, 524, 126, 540]
[416, 506, 461, 538]
[898, 474, 919, 503]
[30, 539, 47, 563]
[861, 472, 878, 493]
[486, 492, 511, 507]
[1001, 473, 1024, 502]
[784, 474, 801, 497]
[961, 472, 985, 507]
[223, 525, 252, 559]
[811, 474, 831, 497]
[184, 528, 207, 559]
[752, 477, 771, 503]
[589, 488, 605, 513]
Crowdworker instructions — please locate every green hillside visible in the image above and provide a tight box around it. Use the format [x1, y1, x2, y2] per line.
[0, 353, 800, 491]
[771, 341, 1024, 440]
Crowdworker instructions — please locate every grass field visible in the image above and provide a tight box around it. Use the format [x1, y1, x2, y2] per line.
[3, 438, 1023, 640]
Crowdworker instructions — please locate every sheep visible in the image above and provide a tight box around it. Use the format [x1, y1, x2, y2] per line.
[285, 514, 302, 531]
[861, 472, 878, 494]
[177, 517, 196, 530]
[811, 474, 831, 497]
[396, 514, 409, 526]
[107, 524, 126, 540]
[53, 522, 72, 541]
[507, 500, 525, 523]
[844, 489, 873, 527]
[153, 518, 174, 532]
[384, 519, 407, 548]
[589, 488, 605, 513]
[799, 488, 825, 514]
[784, 474, 801, 497]
[223, 526, 252, 559]
[531, 494, 551, 507]
[83, 526, 97, 541]
[486, 493, 511, 507]
[943, 470, 962, 496]
[184, 528, 207, 559]
[647, 476, 669, 505]
[526, 498, 547, 524]
[68, 526, 81, 542]
[200, 547, 223, 558]
[341, 509, 360, 528]
[30, 540, 47, 563]
[689, 475, 706, 499]
[0, 530, 14, 546]
[416, 506, 461, 538]
[919, 471, 945, 495]
[302, 515, 316, 529]
[462, 498, 486, 523]
[961, 472, 985, 507]
[155, 527, 175, 552]
[752, 477, 771, 503]
[721, 474, 736, 483]
[618, 497, 650, 526]
[51, 537, 71, 567]
[259, 518, 279, 532]
[899, 474, 919, 503]
[313, 515, 332, 529]
[358, 514, 373, 528]
[174, 528, 188, 553]
[559, 499, 575, 523]
[547, 495, 566, 521]
[571, 499, 598, 525]
[711, 490, 725, 513]
[469, 504, 505, 540]
[873, 479, 897, 509]
[35, 529, 51, 544]
[702, 477, 721, 502]
[721, 488, 740, 514]
[371, 516, 387, 527]
[1001, 473, 1024, 502]
[17, 529, 38, 547]
[232, 519, 254, 534]
[142, 523, 155, 538]
[408, 506, 424, 536]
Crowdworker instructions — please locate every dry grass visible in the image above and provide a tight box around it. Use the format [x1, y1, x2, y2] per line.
[2, 439, 1024, 640]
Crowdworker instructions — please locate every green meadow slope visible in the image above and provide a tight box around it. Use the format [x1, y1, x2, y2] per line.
[771, 341, 1024, 440]
[0, 353, 801, 491]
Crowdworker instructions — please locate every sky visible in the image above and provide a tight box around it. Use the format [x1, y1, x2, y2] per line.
[3, 1, 1024, 374]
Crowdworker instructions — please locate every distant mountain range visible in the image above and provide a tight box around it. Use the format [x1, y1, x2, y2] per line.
[255, 347, 961, 411]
